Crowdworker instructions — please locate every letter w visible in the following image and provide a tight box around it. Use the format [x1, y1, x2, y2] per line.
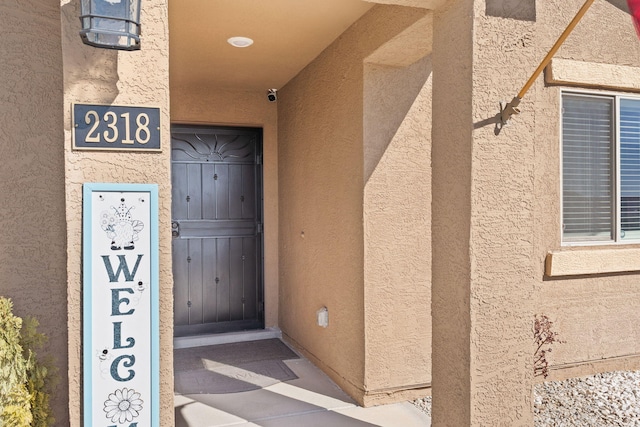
[102, 255, 143, 282]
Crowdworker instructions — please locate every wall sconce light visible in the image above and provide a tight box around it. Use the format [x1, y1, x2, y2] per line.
[79, 0, 141, 51]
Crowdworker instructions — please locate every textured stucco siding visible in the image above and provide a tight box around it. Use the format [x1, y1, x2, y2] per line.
[432, 0, 540, 424]
[363, 57, 432, 401]
[60, 0, 173, 425]
[0, 1, 68, 425]
[533, 0, 640, 380]
[170, 86, 279, 328]
[278, 5, 430, 405]
[470, 0, 538, 424]
[431, 1, 474, 424]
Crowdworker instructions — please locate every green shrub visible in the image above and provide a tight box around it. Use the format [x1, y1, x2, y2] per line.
[0, 297, 54, 427]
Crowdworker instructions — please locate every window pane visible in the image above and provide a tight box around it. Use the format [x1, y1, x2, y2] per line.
[620, 98, 640, 240]
[562, 95, 614, 242]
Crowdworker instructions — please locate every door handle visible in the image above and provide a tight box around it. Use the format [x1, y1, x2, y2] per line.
[172, 221, 180, 238]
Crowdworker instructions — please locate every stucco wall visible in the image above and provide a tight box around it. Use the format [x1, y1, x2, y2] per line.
[60, 0, 173, 425]
[431, 1, 474, 424]
[533, 0, 640, 379]
[472, 1, 538, 424]
[278, 5, 430, 405]
[170, 86, 279, 327]
[432, 0, 540, 424]
[363, 57, 432, 401]
[0, 0, 68, 424]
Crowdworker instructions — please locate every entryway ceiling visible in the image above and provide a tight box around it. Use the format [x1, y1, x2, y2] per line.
[169, 0, 374, 92]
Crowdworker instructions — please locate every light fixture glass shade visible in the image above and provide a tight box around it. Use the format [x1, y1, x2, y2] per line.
[79, 0, 141, 50]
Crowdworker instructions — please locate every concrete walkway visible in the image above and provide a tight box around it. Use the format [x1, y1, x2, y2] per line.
[174, 330, 431, 427]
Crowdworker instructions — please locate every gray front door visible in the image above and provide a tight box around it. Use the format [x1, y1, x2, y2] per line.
[171, 125, 263, 336]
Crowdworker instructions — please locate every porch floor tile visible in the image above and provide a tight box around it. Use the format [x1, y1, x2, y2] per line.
[174, 339, 431, 427]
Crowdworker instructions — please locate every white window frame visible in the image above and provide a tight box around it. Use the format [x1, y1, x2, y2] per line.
[561, 89, 640, 246]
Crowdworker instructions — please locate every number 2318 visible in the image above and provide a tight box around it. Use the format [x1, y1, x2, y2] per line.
[84, 110, 151, 145]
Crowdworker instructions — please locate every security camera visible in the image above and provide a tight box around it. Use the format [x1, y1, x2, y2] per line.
[267, 88, 277, 102]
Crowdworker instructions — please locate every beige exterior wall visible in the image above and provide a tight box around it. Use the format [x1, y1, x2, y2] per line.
[431, 1, 473, 422]
[170, 86, 279, 327]
[533, 0, 640, 381]
[363, 55, 432, 401]
[432, 0, 540, 424]
[429, 0, 640, 423]
[0, 1, 69, 425]
[60, 0, 173, 425]
[278, 5, 431, 405]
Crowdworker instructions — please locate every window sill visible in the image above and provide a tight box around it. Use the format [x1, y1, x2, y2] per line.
[545, 248, 640, 277]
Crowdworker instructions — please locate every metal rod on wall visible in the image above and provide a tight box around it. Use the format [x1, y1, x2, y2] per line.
[500, 0, 596, 125]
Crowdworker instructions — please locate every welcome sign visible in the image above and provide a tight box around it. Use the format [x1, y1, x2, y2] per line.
[83, 183, 159, 426]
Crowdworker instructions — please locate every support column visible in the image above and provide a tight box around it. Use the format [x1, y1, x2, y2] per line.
[431, 0, 536, 425]
[60, 0, 173, 425]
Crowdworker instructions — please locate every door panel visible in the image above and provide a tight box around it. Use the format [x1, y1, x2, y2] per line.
[202, 163, 216, 220]
[243, 237, 258, 317]
[171, 126, 263, 336]
[243, 165, 256, 219]
[215, 164, 230, 219]
[216, 237, 231, 322]
[229, 165, 243, 219]
[172, 238, 189, 326]
[188, 239, 204, 324]
[202, 238, 218, 324]
[229, 237, 244, 321]
[172, 164, 189, 219]
[187, 164, 202, 220]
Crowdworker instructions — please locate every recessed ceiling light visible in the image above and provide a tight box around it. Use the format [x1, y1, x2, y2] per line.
[227, 36, 254, 48]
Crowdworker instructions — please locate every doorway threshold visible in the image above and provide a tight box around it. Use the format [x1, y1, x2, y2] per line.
[173, 327, 282, 349]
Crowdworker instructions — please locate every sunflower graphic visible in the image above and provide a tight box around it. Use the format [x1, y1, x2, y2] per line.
[103, 388, 143, 424]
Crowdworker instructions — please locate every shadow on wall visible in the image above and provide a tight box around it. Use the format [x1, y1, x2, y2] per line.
[62, 1, 120, 103]
[363, 55, 432, 183]
[486, 0, 536, 21]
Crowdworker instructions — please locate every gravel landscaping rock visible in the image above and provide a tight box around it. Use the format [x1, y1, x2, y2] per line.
[412, 395, 431, 418]
[535, 371, 640, 426]
[412, 370, 640, 426]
